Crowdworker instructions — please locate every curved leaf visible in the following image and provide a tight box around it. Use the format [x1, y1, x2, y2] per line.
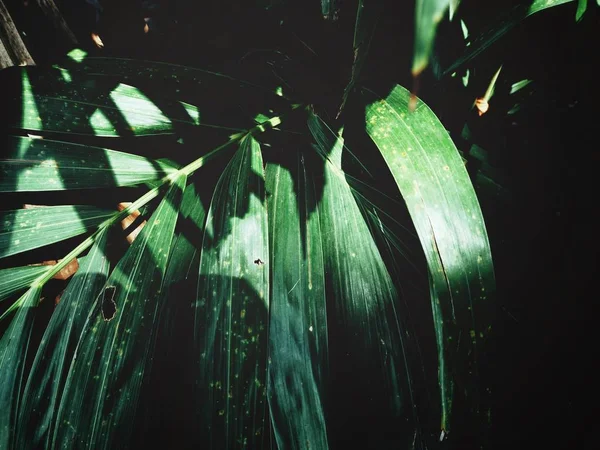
[0, 136, 176, 192]
[0, 206, 115, 259]
[16, 231, 110, 450]
[265, 156, 329, 450]
[194, 137, 270, 449]
[363, 85, 495, 432]
[307, 114, 419, 448]
[52, 175, 186, 449]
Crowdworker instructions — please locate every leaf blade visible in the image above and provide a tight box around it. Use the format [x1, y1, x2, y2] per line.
[0, 205, 115, 259]
[265, 156, 329, 450]
[52, 175, 186, 449]
[194, 137, 270, 449]
[1, 136, 176, 192]
[363, 85, 495, 432]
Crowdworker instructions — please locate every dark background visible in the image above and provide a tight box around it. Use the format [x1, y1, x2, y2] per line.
[1, 0, 596, 448]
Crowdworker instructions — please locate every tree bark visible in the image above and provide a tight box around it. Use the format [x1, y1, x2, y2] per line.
[0, 0, 35, 69]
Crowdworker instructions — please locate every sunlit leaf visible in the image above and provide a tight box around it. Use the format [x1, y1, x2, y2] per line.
[15, 231, 110, 450]
[10, 68, 222, 137]
[443, 0, 575, 75]
[363, 85, 495, 432]
[0, 286, 42, 450]
[0, 206, 115, 259]
[576, 0, 587, 21]
[413, 0, 451, 76]
[51, 175, 186, 449]
[307, 114, 419, 447]
[0, 136, 176, 192]
[0, 265, 50, 302]
[510, 79, 533, 95]
[194, 137, 270, 449]
[265, 156, 329, 449]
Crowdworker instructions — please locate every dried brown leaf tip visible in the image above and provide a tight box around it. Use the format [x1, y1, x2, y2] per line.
[118, 202, 147, 244]
[475, 97, 489, 116]
[91, 32, 104, 49]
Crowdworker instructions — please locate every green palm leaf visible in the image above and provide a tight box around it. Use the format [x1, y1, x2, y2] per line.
[51, 175, 186, 449]
[194, 137, 269, 449]
[15, 232, 110, 450]
[0, 265, 50, 302]
[363, 84, 495, 432]
[0, 286, 42, 450]
[413, 0, 451, 75]
[10, 68, 209, 136]
[307, 113, 418, 447]
[0, 206, 115, 259]
[1, 136, 176, 192]
[265, 155, 329, 449]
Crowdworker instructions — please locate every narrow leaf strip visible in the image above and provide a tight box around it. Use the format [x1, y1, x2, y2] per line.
[0, 205, 115, 259]
[1, 136, 176, 192]
[0, 265, 50, 302]
[308, 114, 418, 447]
[413, 0, 451, 76]
[194, 137, 269, 449]
[0, 286, 42, 450]
[52, 175, 186, 449]
[363, 85, 495, 432]
[16, 231, 110, 450]
[265, 156, 329, 450]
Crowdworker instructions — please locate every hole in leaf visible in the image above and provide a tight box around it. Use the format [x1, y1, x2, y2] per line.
[101, 286, 117, 321]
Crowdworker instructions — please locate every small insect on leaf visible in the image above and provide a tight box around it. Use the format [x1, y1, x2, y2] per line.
[254, 258, 265, 265]
[101, 286, 117, 321]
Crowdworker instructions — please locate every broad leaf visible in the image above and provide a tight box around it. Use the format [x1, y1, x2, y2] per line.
[0, 286, 42, 450]
[16, 231, 110, 450]
[194, 137, 270, 449]
[0, 265, 50, 302]
[0, 206, 115, 259]
[1, 136, 176, 192]
[363, 85, 495, 432]
[52, 175, 186, 449]
[307, 114, 419, 447]
[443, 0, 575, 75]
[265, 157, 329, 449]
[10, 68, 210, 137]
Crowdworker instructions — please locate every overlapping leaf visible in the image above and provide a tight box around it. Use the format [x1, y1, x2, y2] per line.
[15, 231, 110, 450]
[307, 114, 418, 447]
[363, 85, 495, 432]
[265, 156, 329, 450]
[0, 265, 50, 302]
[0, 286, 42, 450]
[51, 174, 186, 449]
[194, 137, 270, 449]
[1, 136, 176, 192]
[0, 206, 115, 259]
